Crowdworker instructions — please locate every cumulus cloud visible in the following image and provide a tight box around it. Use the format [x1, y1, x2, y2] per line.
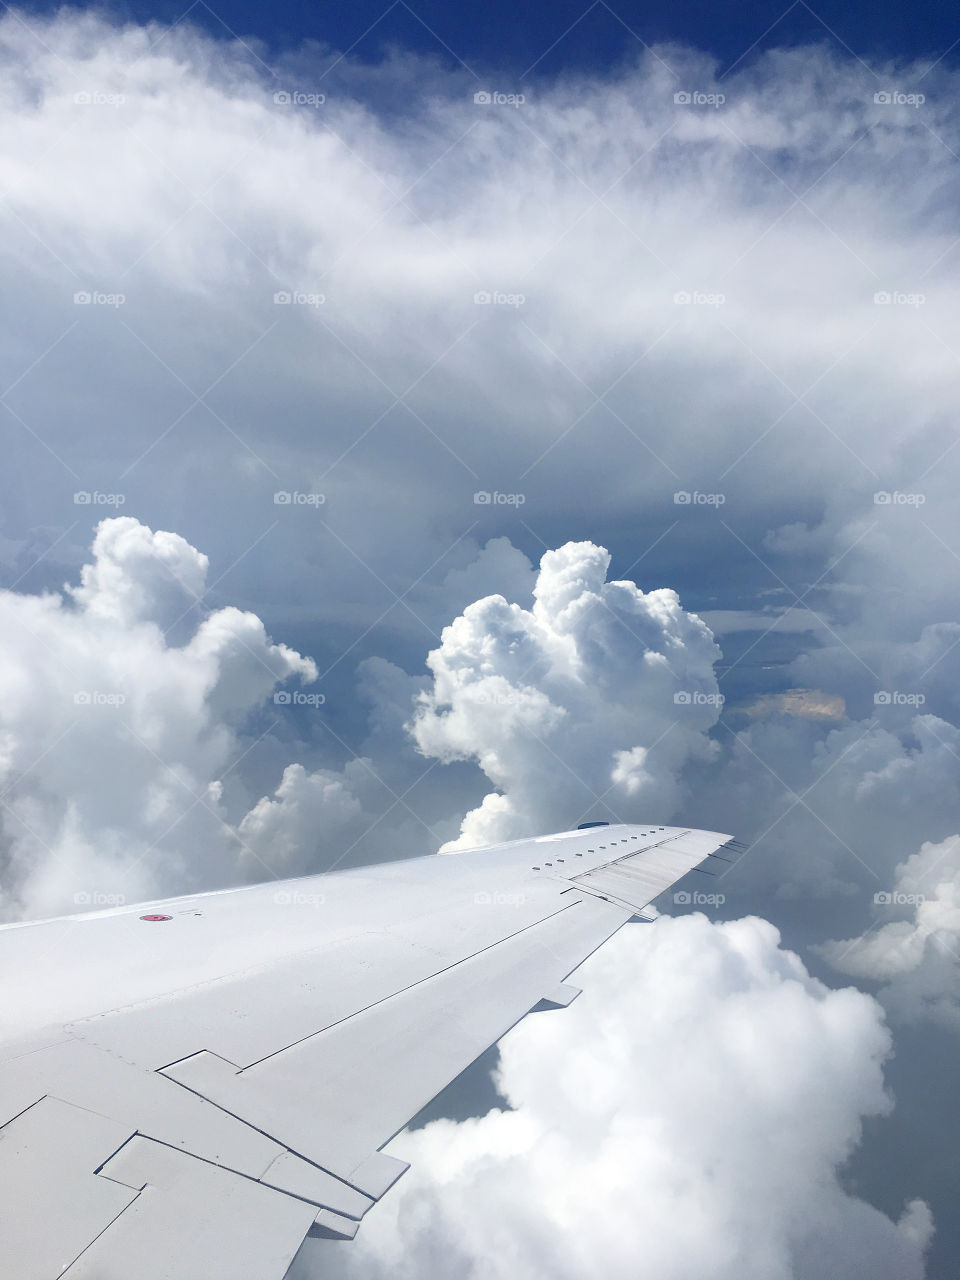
[65, 516, 209, 627]
[409, 541, 722, 848]
[313, 916, 931, 1280]
[690, 711, 960, 911]
[3, 18, 960, 901]
[0, 514, 939, 1279]
[0, 523, 731, 910]
[237, 760, 368, 877]
[821, 835, 960, 1031]
[0, 516, 318, 918]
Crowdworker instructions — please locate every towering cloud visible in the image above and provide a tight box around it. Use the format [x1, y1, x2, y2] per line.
[410, 541, 723, 848]
[0, 517, 317, 919]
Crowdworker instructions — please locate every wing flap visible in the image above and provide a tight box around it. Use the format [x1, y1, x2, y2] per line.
[570, 828, 732, 914]
[160, 895, 629, 1185]
[0, 822, 732, 1279]
[65, 1137, 317, 1280]
[0, 1097, 136, 1280]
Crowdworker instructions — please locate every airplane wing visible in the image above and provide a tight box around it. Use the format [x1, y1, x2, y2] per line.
[0, 822, 734, 1279]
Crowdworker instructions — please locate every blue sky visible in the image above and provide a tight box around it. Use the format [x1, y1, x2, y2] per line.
[19, 0, 960, 79]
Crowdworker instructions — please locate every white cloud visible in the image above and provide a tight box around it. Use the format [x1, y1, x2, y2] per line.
[821, 835, 960, 1031]
[0, 517, 318, 919]
[317, 916, 930, 1280]
[435, 538, 536, 621]
[2, 9, 960, 1262]
[694, 713, 960, 907]
[409, 541, 722, 848]
[237, 760, 367, 877]
[3, 12, 960, 633]
[699, 608, 829, 635]
[65, 516, 209, 626]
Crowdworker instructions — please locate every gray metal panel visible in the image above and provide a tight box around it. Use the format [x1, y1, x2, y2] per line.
[260, 1153, 374, 1219]
[66, 885, 577, 1071]
[571, 828, 729, 913]
[0, 1097, 136, 1280]
[160, 895, 629, 1183]
[0, 1039, 281, 1178]
[64, 1137, 317, 1280]
[0, 822, 731, 1278]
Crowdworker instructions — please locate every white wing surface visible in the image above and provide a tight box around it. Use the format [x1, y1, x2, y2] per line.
[0, 822, 733, 1279]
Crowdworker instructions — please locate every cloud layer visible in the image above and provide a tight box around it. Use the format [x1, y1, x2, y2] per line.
[3, 8, 960, 1273]
[822, 835, 960, 1030]
[3, 9, 960, 653]
[317, 916, 931, 1280]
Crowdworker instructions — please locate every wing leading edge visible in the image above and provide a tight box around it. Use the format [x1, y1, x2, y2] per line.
[0, 822, 733, 1279]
